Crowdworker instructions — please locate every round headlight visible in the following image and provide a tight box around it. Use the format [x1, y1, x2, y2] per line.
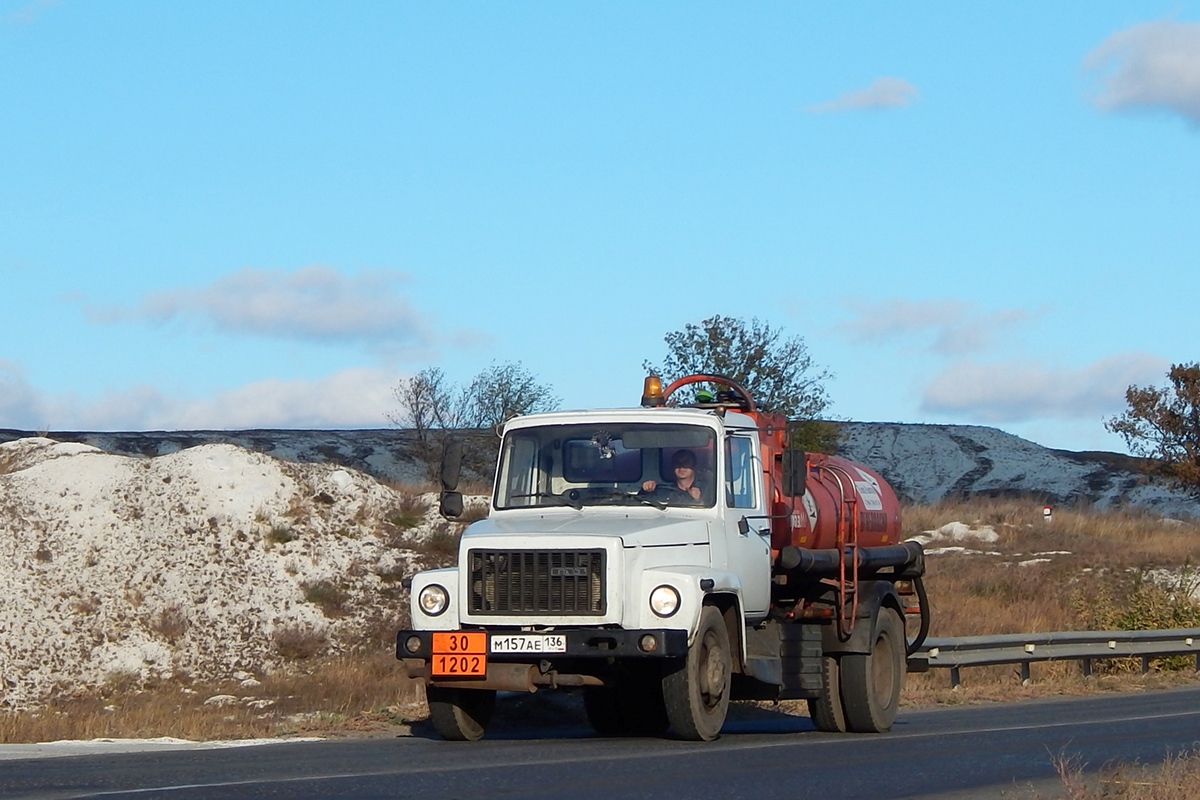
[418, 584, 449, 616]
[649, 584, 680, 618]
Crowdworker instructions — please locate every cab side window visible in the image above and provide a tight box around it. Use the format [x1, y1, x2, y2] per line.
[725, 437, 757, 509]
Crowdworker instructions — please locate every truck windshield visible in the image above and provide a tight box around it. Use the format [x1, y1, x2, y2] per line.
[495, 423, 717, 510]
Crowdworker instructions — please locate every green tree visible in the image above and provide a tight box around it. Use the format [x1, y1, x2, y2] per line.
[644, 315, 838, 451]
[1106, 362, 1200, 494]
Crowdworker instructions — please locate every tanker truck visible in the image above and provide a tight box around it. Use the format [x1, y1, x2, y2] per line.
[395, 374, 928, 741]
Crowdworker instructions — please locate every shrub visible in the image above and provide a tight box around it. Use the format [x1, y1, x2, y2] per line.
[149, 605, 188, 643]
[302, 581, 351, 618]
[272, 623, 329, 660]
[385, 492, 429, 532]
[417, 522, 462, 565]
[266, 525, 298, 545]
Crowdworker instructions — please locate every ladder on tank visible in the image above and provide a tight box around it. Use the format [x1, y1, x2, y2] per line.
[819, 463, 860, 640]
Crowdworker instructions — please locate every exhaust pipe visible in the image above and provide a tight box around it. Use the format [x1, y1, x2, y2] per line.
[428, 662, 606, 693]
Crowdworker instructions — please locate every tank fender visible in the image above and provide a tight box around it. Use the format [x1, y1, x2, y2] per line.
[638, 567, 747, 666]
[819, 580, 904, 655]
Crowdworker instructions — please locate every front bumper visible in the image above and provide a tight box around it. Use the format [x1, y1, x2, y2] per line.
[395, 627, 688, 662]
[396, 627, 689, 692]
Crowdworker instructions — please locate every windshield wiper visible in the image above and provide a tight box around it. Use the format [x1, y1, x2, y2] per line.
[635, 495, 668, 510]
[507, 492, 583, 510]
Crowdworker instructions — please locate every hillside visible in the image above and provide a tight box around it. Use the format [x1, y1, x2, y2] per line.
[0, 438, 454, 710]
[3, 422, 1195, 516]
[836, 423, 1198, 516]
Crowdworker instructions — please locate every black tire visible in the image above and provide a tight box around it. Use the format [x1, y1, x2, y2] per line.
[619, 672, 670, 736]
[663, 605, 732, 741]
[427, 686, 496, 741]
[583, 687, 624, 736]
[584, 674, 669, 737]
[840, 608, 905, 733]
[807, 655, 848, 733]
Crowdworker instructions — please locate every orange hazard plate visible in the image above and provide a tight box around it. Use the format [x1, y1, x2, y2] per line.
[431, 632, 488, 677]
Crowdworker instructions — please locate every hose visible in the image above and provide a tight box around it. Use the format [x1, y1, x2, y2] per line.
[906, 575, 930, 657]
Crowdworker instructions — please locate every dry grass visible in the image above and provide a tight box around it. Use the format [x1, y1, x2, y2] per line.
[1025, 749, 1200, 799]
[384, 490, 430, 532]
[903, 498, 1200, 636]
[0, 652, 423, 744]
[902, 497, 1200, 698]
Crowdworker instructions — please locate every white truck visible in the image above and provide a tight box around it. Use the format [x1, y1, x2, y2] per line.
[396, 374, 927, 740]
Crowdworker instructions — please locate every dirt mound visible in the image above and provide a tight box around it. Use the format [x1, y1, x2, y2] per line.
[0, 438, 441, 710]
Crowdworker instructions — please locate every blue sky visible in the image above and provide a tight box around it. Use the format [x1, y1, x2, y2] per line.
[2, 2, 1198, 452]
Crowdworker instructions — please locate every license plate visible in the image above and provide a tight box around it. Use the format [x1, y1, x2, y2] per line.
[431, 632, 488, 677]
[490, 634, 568, 654]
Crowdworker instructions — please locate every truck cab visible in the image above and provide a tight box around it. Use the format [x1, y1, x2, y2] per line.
[396, 375, 926, 741]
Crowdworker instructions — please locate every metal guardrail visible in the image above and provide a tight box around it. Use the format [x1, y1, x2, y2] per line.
[910, 628, 1200, 687]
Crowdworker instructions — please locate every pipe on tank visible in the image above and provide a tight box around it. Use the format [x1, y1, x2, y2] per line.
[778, 541, 924, 576]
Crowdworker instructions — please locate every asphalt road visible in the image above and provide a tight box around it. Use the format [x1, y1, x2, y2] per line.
[4, 688, 1200, 800]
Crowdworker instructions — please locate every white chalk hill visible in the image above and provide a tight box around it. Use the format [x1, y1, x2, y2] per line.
[0, 438, 433, 710]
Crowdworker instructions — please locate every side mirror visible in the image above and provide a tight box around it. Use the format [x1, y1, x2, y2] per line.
[440, 438, 463, 492]
[781, 450, 807, 497]
[440, 490, 464, 519]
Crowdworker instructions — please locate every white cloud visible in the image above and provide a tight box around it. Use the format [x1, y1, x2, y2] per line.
[3, 0, 60, 26]
[920, 352, 1170, 423]
[835, 298, 1035, 355]
[808, 77, 919, 113]
[0, 360, 52, 430]
[1085, 19, 1200, 124]
[139, 367, 402, 430]
[0, 365, 404, 431]
[90, 265, 432, 349]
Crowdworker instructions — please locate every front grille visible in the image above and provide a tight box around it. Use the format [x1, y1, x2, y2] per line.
[468, 549, 606, 615]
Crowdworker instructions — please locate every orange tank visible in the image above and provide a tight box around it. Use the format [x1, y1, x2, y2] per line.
[770, 452, 903, 553]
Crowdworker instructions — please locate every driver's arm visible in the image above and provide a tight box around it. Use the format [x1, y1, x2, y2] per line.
[641, 479, 658, 491]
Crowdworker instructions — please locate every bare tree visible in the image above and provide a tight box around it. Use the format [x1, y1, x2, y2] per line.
[391, 362, 560, 480]
[461, 362, 561, 431]
[1106, 362, 1200, 494]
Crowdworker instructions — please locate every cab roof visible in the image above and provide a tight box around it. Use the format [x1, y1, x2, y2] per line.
[502, 407, 759, 434]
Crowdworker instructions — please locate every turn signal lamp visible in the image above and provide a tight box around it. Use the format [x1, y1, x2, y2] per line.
[641, 375, 665, 407]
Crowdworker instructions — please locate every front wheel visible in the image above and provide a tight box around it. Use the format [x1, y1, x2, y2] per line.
[840, 608, 905, 733]
[427, 686, 496, 741]
[662, 605, 731, 741]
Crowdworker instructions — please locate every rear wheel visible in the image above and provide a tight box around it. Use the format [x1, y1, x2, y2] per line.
[807, 655, 848, 733]
[840, 608, 904, 733]
[427, 686, 496, 741]
[663, 605, 731, 741]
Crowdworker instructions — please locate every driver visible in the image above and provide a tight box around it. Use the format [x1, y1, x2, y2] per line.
[642, 449, 703, 502]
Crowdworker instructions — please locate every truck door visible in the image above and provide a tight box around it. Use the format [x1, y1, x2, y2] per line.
[724, 434, 771, 615]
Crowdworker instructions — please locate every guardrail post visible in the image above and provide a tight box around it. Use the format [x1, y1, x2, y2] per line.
[1141, 656, 1151, 674]
[1196, 652, 1200, 673]
[950, 666, 961, 689]
[1081, 658, 1092, 677]
[1019, 662, 1030, 684]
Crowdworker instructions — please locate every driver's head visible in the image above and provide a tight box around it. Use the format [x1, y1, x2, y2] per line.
[671, 449, 696, 473]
